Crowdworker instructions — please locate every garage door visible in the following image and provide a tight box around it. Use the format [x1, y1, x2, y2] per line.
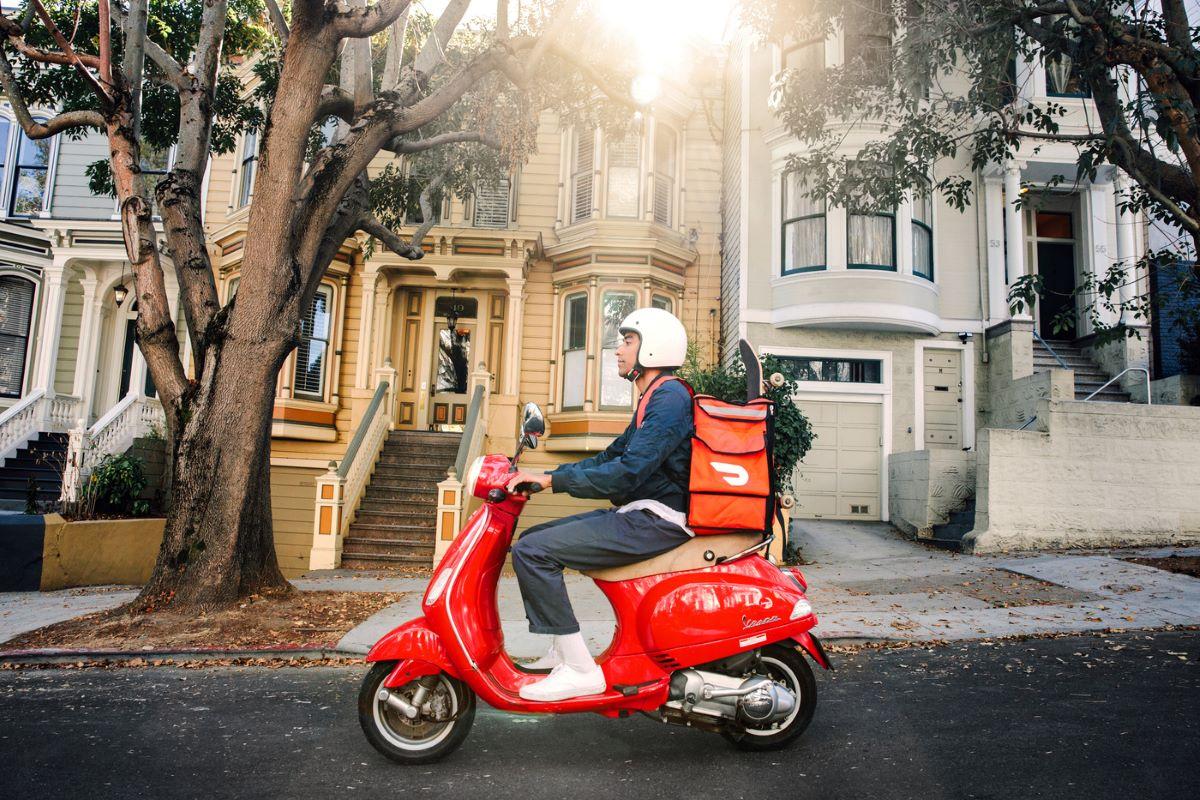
[792, 399, 882, 520]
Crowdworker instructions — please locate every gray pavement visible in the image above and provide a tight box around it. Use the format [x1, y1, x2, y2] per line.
[2, 631, 1196, 799]
[3, 520, 1199, 655]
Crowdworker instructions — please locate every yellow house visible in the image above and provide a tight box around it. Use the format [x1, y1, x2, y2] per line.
[202, 54, 724, 576]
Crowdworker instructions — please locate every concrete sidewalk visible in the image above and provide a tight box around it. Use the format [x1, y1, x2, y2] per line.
[335, 520, 1200, 657]
[3, 521, 1198, 655]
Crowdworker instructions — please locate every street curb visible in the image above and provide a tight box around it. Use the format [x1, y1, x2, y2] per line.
[0, 647, 362, 665]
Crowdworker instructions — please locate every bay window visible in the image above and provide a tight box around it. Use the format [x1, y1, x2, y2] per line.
[844, 0, 893, 84]
[599, 290, 637, 409]
[9, 122, 52, 217]
[911, 191, 933, 280]
[847, 162, 896, 270]
[782, 171, 826, 273]
[782, 37, 824, 74]
[606, 134, 640, 218]
[293, 284, 333, 400]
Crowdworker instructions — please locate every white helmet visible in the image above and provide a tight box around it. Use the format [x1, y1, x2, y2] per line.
[618, 307, 688, 379]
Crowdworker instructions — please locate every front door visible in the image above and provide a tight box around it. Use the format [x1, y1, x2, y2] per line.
[923, 349, 962, 449]
[429, 294, 479, 431]
[1031, 209, 1078, 339]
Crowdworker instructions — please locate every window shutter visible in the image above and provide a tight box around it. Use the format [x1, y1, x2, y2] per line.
[572, 133, 593, 223]
[293, 287, 331, 399]
[473, 178, 510, 229]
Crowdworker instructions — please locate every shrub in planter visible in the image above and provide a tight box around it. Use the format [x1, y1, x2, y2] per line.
[80, 454, 149, 518]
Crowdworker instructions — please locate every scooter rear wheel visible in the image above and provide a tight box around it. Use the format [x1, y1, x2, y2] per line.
[722, 644, 817, 752]
[358, 661, 476, 764]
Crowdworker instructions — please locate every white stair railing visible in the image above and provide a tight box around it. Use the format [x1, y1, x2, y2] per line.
[0, 390, 82, 463]
[59, 394, 166, 502]
[310, 361, 397, 570]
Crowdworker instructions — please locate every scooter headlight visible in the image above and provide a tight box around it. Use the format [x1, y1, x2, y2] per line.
[463, 455, 485, 498]
[790, 598, 813, 620]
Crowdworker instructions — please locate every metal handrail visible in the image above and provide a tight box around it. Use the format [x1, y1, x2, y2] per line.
[337, 380, 390, 479]
[454, 384, 486, 479]
[1032, 330, 1070, 369]
[1083, 367, 1151, 404]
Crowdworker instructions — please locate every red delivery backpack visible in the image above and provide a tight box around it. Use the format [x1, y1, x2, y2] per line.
[636, 377, 777, 537]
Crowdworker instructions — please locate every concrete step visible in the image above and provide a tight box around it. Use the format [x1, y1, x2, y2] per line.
[341, 538, 436, 558]
[340, 554, 433, 569]
[351, 509, 436, 528]
[347, 522, 438, 539]
[0, 474, 62, 492]
[358, 498, 440, 514]
[360, 486, 439, 503]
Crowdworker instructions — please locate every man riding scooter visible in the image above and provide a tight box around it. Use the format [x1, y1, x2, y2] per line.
[504, 307, 694, 702]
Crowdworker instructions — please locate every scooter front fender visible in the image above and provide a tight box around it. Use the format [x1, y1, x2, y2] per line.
[366, 617, 461, 684]
[790, 632, 835, 671]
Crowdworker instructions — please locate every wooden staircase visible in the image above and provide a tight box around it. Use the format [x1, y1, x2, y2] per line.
[1033, 340, 1131, 402]
[339, 430, 462, 570]
[0, 432, 68, 511]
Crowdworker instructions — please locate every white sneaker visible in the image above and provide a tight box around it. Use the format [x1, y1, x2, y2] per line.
[518, 663, 606, 702]
[525, 641, 562, 671]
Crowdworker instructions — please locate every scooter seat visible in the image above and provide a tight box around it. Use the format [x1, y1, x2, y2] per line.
[583, 532, 763, 582]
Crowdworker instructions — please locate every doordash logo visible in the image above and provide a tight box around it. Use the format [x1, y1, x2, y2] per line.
[712, 462, 749, 487]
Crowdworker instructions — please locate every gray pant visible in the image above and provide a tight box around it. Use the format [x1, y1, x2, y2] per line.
[511, 508, 692, 635]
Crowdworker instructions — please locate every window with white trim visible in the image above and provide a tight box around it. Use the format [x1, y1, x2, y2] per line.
[782, 170, 826, 273]
[0, 118, 10, 200]
[782, 36, 824, 74]
[599, 290, 637, 410]
[651, 294, 673, 313]
[844, 0, 894, 85]
[237, 130, 258, 208]
[847, 162, 896, 271]
[9, 121, 52, 217]
[606, 133, 640, 218]
[293, 284, 333, 400]
[0, 274, 35, 398]
[561, 293, 588, 410]
[911, 190, 933, 280]
[570, 132, 594, 223]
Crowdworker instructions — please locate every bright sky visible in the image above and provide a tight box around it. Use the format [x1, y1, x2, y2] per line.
[419, 0, 740, 80]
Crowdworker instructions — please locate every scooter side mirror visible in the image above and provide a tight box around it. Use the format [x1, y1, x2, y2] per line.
[521, 402, 545, 441]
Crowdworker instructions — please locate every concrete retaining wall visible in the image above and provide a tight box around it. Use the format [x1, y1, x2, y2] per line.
[889, 449, 977, 538]
[1129, 374, 1200, 406]
[966, 400, 1200, 553]
[39, 515, 165, 591]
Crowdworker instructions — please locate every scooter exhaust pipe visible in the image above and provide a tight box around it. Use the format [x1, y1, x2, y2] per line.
[377, 688, 420, 719]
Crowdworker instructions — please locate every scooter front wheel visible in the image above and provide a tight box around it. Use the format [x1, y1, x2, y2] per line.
[358, 661, 476, 764]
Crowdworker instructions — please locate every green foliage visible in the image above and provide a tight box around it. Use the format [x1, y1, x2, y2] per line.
[83, 454, 149, 517]
[677, 345, 814, 490]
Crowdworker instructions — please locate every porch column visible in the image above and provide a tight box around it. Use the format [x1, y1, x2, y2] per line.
[355, 269, 381, 390]
[503, 277, 525, 396]
[1113, 172, 1138, 309]
[71, 273, 103, 423]
[983, 173, 1008, 321]
[1003, 162, 1030, 319]
[1087, 180, 1118, 330]
[32, 258, 70, 394]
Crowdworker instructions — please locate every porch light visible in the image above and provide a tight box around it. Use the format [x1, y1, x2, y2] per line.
[112, 283, 129, 306]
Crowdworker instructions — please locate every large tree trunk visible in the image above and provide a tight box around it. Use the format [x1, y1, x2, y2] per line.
[135, 338, 293, 611]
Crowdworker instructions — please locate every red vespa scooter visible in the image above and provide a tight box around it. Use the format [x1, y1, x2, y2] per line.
[357, 406, 831, 764]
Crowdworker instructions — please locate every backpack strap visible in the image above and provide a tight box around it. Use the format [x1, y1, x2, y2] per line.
[635, 374, 694, 428]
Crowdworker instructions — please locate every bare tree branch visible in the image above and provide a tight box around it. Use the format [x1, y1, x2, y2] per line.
[359, 214, 426, 259]
[120, 0, 148, 138]
[315, 85, 356, 124]
[27, 0, 112, 102]
[109, 2, 189, 90]
[387, 129, 501, 153]
[413, 0, 472, 74]
[0, 50, 104, 135]
[380, 4, 410, 90]
[332, 0, 414, 39]
[265, 0, 290, 46]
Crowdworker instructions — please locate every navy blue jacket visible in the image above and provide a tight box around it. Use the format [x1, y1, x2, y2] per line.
[549, 377, 693, 512]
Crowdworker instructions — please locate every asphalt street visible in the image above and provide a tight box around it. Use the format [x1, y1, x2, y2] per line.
[2, 631, 1196, 800]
